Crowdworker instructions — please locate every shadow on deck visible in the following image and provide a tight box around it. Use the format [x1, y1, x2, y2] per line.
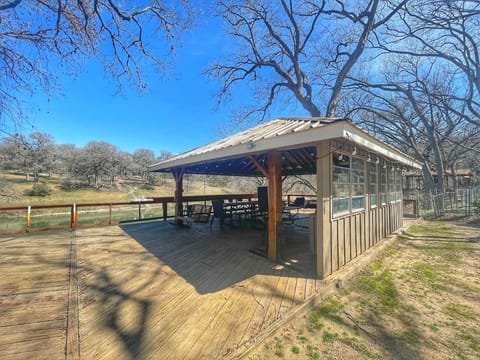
[120, 219, 317, 294]
[0, 219, 322, 359]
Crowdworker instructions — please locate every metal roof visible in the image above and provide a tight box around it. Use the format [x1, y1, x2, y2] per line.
[149, 117, 421, 176]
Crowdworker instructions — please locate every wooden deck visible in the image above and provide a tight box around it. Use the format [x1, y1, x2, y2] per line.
[0, 220, 322, 359]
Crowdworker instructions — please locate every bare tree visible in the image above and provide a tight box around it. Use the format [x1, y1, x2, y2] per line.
[77, 141, 120, 188]
[0, 0, 191, 131]
[350, 58, 477, 197]
[0, 131, 56, 181]
[209, 0, 407, 122]
[133, 148, 157, 183]
[372, 0, 480, 126]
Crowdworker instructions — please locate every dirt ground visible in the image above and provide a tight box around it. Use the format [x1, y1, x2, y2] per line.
[245, 216, 480, 360]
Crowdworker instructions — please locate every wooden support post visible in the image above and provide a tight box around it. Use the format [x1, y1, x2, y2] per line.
[162, 201, 168, 221]
[316, 141, 332, 279]
[267, 151, 282, 262]
[173, 169, 184, 225]
[26, 205, 31, 232]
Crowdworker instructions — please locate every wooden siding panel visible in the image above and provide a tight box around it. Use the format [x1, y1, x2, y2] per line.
[351, 215, 357, 258]
[331, 220, 338, 271]
[338, 218, 345, 267]
[344, 217, 351, 263]
[356, 214, 361, 257]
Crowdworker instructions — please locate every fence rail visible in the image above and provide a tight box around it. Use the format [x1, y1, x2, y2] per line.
[0, 193, 256, 235]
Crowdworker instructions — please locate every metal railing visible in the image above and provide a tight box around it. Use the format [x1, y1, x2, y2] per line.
[403, 186, 480, 218]
[0, 193, 256, 235]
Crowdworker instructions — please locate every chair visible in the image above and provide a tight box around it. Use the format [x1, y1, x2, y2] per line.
[282, 202, 298, 224]
[254, 186, 269, 219]
[177, 204, 212, 226]
[290, 197, 306, 208]
[304, 199, 317, 209]
[210, 199, 232, 228]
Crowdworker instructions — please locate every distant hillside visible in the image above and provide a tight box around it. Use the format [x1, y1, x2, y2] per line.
[0, 171, 250, 206]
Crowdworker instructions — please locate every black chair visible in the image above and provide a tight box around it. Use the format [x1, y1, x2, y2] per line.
[255, 186, 269, 218]
[210, 199, 232, 229]
[290, 197, 305, 207]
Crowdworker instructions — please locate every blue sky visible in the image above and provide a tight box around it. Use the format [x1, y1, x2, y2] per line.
[27, 17, 230, 155]
[23, 13, 299, 156]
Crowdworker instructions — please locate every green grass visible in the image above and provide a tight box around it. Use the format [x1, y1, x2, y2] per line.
[309, 297, 344, 330]
[291, 345, 300, 354]
[355, 268, 399, 310]
[274, 338, 284, 357]
[444, 303, 475, 321]
[340, 332, 379, 358]
[411, 262, 443, 291]
[306, 345, 319, 360]
[297, 334, 308, 343]
[322, 330, 339, 342]
[408, 221, 456, 237]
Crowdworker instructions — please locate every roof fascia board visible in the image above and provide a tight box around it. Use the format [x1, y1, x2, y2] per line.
[341, 123, 422, 169]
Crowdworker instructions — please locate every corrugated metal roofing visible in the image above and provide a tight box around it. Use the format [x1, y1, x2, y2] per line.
[151, 117, 337, 166]
[149, 117, 421, 175]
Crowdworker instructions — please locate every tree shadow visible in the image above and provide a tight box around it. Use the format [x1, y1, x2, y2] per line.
[85, 266, 152, 359]
[22, 235, 161, 360]
[120, 221, 317, 294]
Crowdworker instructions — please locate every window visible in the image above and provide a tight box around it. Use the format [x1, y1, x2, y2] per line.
[395, 168, 402, 201]
[333, 153, 350, 215]
[351, 158, 365, 210]
[379, 163, 387, 205]
[388, 165, 396, 202]
[332, 153, 365, 216]
[369, 162, 377, 207]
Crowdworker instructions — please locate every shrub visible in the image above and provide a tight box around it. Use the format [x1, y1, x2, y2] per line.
[473, 200, 480, 215]
[140, 183, 155, 191]
[25, 183, 52, 197]
[60, 179, 85, 191]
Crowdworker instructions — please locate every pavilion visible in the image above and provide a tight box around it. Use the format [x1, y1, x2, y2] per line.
[149, 117, 421, 279]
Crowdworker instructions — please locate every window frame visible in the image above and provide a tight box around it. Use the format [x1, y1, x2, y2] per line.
[369, 162, 378, 208]
[332, 152, 365, 217]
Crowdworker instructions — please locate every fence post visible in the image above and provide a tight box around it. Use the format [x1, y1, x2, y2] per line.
[71, 203, 77, 229]
[138, 202, 142, 220]
[109, 204, 112, 224]
[26, 206, 31, 232]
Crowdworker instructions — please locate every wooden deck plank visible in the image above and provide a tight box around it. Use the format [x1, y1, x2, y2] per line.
[0, 232, 71, 360]
[170, 256, 263, 359]
[237, 269, 283, 347]
[163, 258, 248, 359]
[188, 255, 268, 358]
[0, 221, 319, 360]
[142, 250, 249, 358]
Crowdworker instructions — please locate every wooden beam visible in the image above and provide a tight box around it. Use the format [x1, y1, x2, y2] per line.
[316, 141, 332, 279]
[267, 151, 282, 262]
[173, 168, 185, 225]
[248, 155, 269, 178]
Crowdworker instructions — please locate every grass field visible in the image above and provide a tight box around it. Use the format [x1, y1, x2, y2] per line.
[0, 171, 237, 206]
[247, 217, 480, 360]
